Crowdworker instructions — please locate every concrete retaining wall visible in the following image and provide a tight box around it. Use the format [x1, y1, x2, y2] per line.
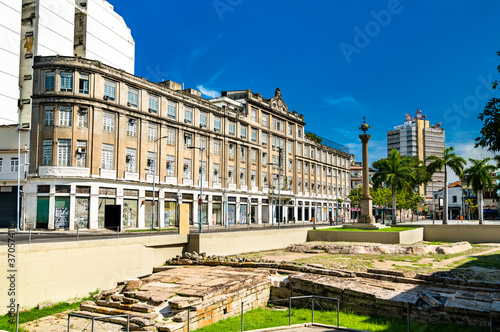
[187, 228, 310, 256]
[0, 235, 187, 314]
[307, 227, 423, 244]
[422, 225, 500, 243]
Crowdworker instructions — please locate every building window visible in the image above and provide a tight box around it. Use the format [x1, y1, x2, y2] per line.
[125, 148, 136, 172]
[199, 160, 206, 180]
[77, 108, 88, 127]
[288, 124, 293, 136]
[200, 112, 207, 128]
[147, 152, 156, 171]
[305, 162, 309, 174]
[289, 158, 293, 169]
[262, 132, 268, 146]
[298, 143, 302, 155]
[184, 107, 193, 124]
[453, 196, 457, 203]
[251, 128, 257, 142]
[241, 126, 247, 139]
[167, 101, 176, 119]
[228, 166, 234, 184]
[183, 159, 191, 179]
[311, 148, 314, 158]
[127, 87, 138, 108]
[288, 141, 293, 152]
[45, 72, 55, 92]
[251, 170, 257, 186]
[101, 144, 114, 170]
[251, 108, 257, 122]
[240, 168, 246, 186]
[213, 163, 220, 182]
[214, 140, 221, 155]
[42, 140, 52, 166]
[79, 73, 89, 94]
[241, 146, 246, 159]
[262, 113, 268, 127]
[127, 119, 137, 137]
[0, 158, 2, 172]
[44, 106, 54, 126]
[148, 95, 158, 113]
[229, 121, 235, 136]
[263, 172, 268, 187]
[251, 149, 257, 163]
[60, 72, 73, 92]
[184, 133, 192, 148]
[59, 106, 72, 126]
[167, 127, 176, 145]
[304, 145, 308, 157]
[57, 139, 71, 166]
[298, 161, 302, 172]
[103, 80, 116, 101]
[200, 136, 207, 150]
[262, 152, 267, 164]
[10, 158, 18, 173]
[166, 155, 175, 177]
[76, 140, 87, 167]
[214, 117, 221, 132]
[103, 112, 114, 132]
[229, 144, 234, 159]
[298, 127, 302, 138]
[148, 124, 158, 141]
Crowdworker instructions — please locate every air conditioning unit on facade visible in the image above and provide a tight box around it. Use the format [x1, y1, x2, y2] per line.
[76, 148, 86, 154]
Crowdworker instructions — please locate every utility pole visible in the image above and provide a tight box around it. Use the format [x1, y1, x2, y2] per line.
[278, 147, 283, 229]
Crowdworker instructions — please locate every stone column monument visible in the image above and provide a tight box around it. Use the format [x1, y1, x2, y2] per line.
[358, 117, 376, 225]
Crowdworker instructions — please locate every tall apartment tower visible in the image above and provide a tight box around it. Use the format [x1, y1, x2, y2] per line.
[387, 110, 445, 198]
[0, 0, 135, 126]
[0, 0, 134, 227]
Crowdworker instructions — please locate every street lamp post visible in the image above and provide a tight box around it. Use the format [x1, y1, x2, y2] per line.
[189, 146, 206, 234]
[152, 136, 168, 231]
[267, 162, 280, 229]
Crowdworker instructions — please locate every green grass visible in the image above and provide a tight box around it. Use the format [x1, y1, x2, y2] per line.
[196, 307, 484, 332]
[320, 227, 420, 232]
[0, 291, 98, 332]
[125, 227, 177, 232]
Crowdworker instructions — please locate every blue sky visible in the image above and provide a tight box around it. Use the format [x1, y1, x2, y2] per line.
[113, 0, 500, 172]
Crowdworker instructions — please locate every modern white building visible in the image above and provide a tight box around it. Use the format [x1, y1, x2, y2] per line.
[0, 0, 135, 228]
[0, 0, 22, 124]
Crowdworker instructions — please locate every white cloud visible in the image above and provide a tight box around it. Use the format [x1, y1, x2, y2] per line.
[196, 85, 221, 98]
[322, 95, 364, 112]
[346, 139, 387, 164]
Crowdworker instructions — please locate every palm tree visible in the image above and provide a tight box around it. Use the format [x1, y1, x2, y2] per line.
[426, 147, 466, 224]
[372, 150, 414, 224]
[463, 158, 496, 224]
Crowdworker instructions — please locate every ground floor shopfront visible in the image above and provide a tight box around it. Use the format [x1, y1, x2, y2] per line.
[23, 178, 350, 230]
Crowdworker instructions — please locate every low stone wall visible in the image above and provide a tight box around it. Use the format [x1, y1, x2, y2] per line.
[422, 225, 500, 243]
[187, 227, 310, 256]
[307, 227, 423, 244]
[0, 234, 187, 314]
[76, 266, 272, 331]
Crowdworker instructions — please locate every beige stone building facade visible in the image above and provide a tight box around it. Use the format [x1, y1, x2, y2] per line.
[26, 56, 351, 230]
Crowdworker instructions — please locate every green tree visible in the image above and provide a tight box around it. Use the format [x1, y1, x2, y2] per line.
[426, 147, 466, 224]
[372, 150, 415, 224]
[348, 185, 363, 207]
[463, 158, 496, 224]
[475, 51, 500, 152]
